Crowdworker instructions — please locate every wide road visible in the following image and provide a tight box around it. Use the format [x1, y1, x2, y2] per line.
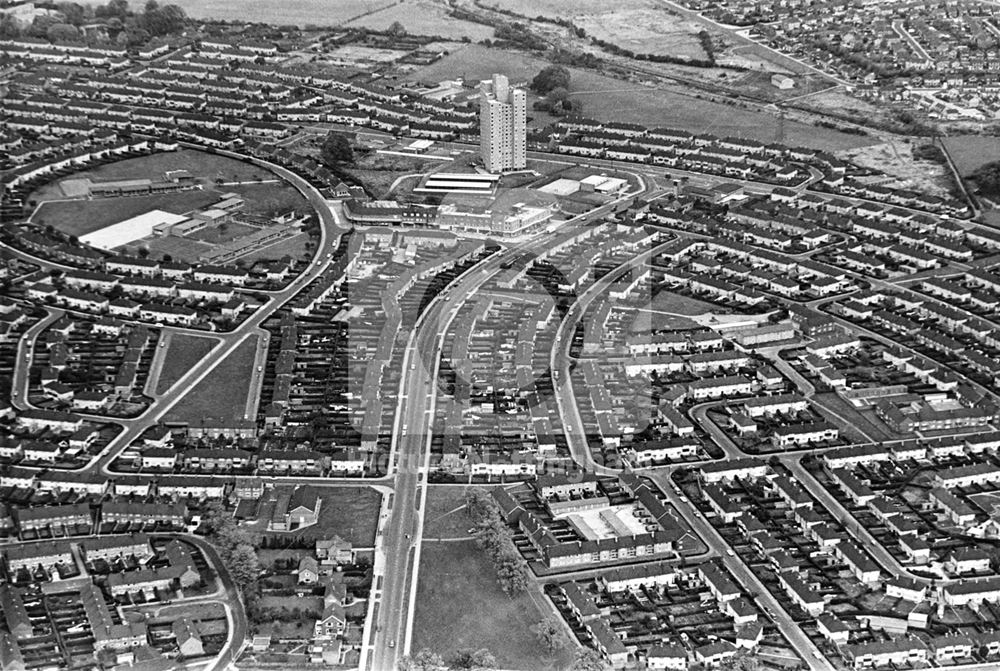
[368, 172, 657, 670]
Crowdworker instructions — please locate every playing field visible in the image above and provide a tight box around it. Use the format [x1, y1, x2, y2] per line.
[164, 335, 258, 425]
[31, 147, 311, 229]
[56, 149, 269, 185]
[31, 191, 219, 238]
[412, 539, 574, 671]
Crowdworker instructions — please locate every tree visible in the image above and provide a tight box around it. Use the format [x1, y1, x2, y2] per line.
[398, 648, 445, 671]
[530, 64, 570, 95]
[228, 542, 262, 588]
[388, 20, 406, 36]
[0, 14, 21, 39]
[47, 22, 81, 42]
[573, 648, 609, 671]
[535, 615, 565, 652]
[57, 2, 89, 26]
[320, 132, 354, 166]
[449, 648, 496, 669]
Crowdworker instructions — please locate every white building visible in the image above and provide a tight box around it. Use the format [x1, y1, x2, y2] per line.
[479, 74, 526, 172]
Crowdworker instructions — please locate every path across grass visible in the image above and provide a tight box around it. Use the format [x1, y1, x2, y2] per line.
[163, 335, 258, 425]
[154, 334, 218, 395]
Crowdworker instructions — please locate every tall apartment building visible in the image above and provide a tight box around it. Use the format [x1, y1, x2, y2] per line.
[479, 73, 526, 172]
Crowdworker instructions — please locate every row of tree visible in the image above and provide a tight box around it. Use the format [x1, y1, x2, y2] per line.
[203, 502, 262, 589]
[465, 489, 529, 596]
[0, 0, 186, 46]
[399, 648, 497, 671]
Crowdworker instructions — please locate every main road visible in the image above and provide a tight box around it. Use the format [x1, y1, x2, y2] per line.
[367, 174, 655, 671]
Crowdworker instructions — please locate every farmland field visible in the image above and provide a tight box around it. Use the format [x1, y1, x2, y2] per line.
[942, 135, 1000, 176]
[155, 334, 219, 395]
[77, 0, 396, 26]
[489, 0, 657, 16]
[406, 45, 877, 151]
[31, 191, 220, 238]
[345, 0, 494, 39]
[577, 9, 708, 60]
[412, 539, 574, 671]
[163, 335, 258, 426]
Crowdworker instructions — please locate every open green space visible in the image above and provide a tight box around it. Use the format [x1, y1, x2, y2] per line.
[238, 232, 311, 264]
[164, 335, 258, 426]
[344, 0, 494, 39]
[422, 485, 474, 540]
[155, 334, 218, 395]
[942, 135, 1000, 176]
[405, 44, 875, 152]
[56, 148, 270, 186]
[31, 191, 220, 238]
[651, 290, 725, 316]
[217, 181, 309, 218]
[412, 539, 574, 671]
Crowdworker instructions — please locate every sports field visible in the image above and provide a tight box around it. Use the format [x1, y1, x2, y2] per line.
[30, 149, 311, 240]
[31, 192, 219, 238]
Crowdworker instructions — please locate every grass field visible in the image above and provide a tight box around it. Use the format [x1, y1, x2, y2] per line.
[651, 290, 727, 316]
[490, 0, 656, 16]
[155, 334, 218, 395]
[422, 486, 473, 540]
[95, 0, 396, 25]
[344, 0, 494, 39]
[412, 540, 574, 670]
[405, 45, 875, 151]
[577, 8, 708, 60]
[53, 149, 269, 186]
[942, 135, 1000, 176]
[217, 181, 309, 218]
[31, 191, 219, 237]
[144, 236, 213, 263]
[238, 232, 311, 263]
[164, 335, 258, 425]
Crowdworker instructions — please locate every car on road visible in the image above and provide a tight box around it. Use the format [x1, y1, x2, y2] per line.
[388, 640, 395, 648]
[726, 549, 735, 557]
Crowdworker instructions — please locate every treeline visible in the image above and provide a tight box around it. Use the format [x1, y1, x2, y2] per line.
[0, 0, 187, 46]
[465, 489, 529, 595]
